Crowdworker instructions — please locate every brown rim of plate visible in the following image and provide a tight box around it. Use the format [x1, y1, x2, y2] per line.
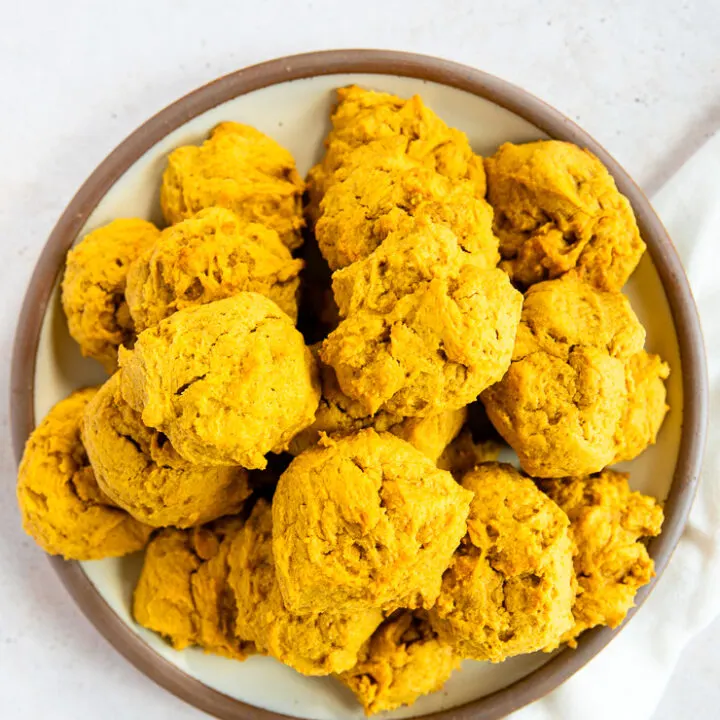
[9, 49, 708, 720]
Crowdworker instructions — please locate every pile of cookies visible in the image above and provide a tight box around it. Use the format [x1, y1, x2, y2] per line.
[17, 86, 668, 716]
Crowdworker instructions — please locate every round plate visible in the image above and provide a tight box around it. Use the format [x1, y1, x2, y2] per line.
[10, 50, 708, 720]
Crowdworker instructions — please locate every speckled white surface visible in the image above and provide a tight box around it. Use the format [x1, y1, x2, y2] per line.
[1, 1, 719, 719]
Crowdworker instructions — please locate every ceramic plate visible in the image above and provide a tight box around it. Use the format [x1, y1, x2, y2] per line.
[10, 51, 707, 720]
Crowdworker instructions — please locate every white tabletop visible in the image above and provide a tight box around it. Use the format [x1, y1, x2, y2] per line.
[1, 1, 718, 718]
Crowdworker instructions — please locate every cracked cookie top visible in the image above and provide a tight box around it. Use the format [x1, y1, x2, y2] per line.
[485, 140, 645, 291]
[61, 218, 161, 372]
[430, 462, 575, 662]
[339, 609, 459, 715]
[82, 373, 250, 527]
[322, 264, 522, 417]
[306, 85, 486, 228]
[331, 219, 496, 318]
[126, 207, 303, 331]
[227, 500, 383, 676]
[118, 293, 320, 468]
[482, 276, 667, 477]
[17, 387, 153, 559]
[538, 470, 664, 647]
[132, 517, 252, 659]
[315, 138, 497, 271]
[161, 122, 305, 250]
[272, 429, 473, 615]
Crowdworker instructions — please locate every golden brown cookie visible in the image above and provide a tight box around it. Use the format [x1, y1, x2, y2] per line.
[330, 219, 496, 318]
[119, 294, 320, 468]
[430, 463, 575, 662]
[82, 374, 250, 528]
[538, 470, 663, 647]
[482, 277, 660, 477]
[161, 122, 304, 249]
[61, 218, 160, 372]
[485, 140, 645, 291]
[133, 518, 252, 659]
[338, 610, 460, 715]
[126, 207, 303, 331]
[17, 388, 152, 560]
[272, 430, 473, 615]
[227, 500, 383, 676]
[306, 85, 486, 226]
[315, 139, 497, 271]
[322, 264, 522, 417]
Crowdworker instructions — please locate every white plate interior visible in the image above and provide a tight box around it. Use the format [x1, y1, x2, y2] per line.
[32, 73, 683, 719]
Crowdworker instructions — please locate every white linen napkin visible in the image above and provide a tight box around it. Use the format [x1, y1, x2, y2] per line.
[513, 131, 720, 720]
